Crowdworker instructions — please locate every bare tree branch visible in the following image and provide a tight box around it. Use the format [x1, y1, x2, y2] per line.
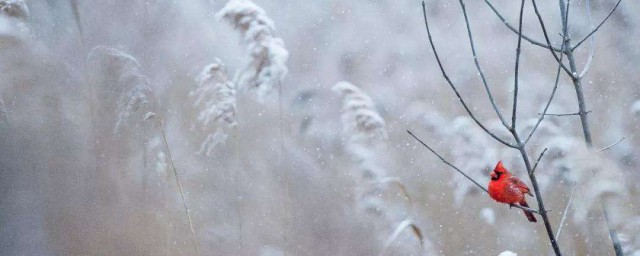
[407, 130, 540, 215]
[596, 137, 626, 153]
[530, 148, 548, 175]
[523, 0, 570, 145]
[572, 0, 623, 50]
[530, 0, 575, 78]
[537, 111, 591, 117]
[602, 201, 625, 256]
[556, 0, 594, 146]
[513, 131, 563, 256]
[407, 130, 488, 193]
[421, 2, 563, 254]
[458, 0, 510, 129]
[421, 1, 516, 148]
[498, 1, 564, 253]
[578, 0, 595, 79]
[511, 0, 527, 130]
[555, 0, 624, 253]
[483, 0, 563, 52]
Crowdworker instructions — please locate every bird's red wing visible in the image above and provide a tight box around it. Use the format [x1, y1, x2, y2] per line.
[509, 176, 533, 197]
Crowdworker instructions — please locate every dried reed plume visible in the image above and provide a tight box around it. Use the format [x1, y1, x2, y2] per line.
[216, 0, 288, 102]
[333, 81, 386, 154]
[88, 46, 167, 177]
[189, 58, 237, 155]
[541, 136, 629, 227]
[333, 81, 433, 255]
[88, 46, 200, 254]
[88, 46, 155, 134]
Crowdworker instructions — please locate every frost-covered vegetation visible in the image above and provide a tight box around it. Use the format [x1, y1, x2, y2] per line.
[0, 0, 638, 255]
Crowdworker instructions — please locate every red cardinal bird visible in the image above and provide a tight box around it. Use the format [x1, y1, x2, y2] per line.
[488, 161, 537, 222]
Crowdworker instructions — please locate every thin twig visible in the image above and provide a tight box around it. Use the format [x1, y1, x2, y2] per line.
[538, 111, 591, 117]
[523, 0, 570, 145]
[233, 126, 243, 246]
[279, 80, 291, 256]
[531, 0, 574, 78]
[572, 0, 623, 50]
[155, 115, 200, 256]
[407, 130, 487, 193]
[511, 0, 527, 130]
[530, 148, 548, 175]
[407, 130, 540, 215]
[555, 183, 576, 239]
[421, 1, 515, 148]
[596, 137, 626, 153]
[509, 2, 565, 254]
[578, 0, 595, 79]
[458, 0, 509, 129]
[483, 0, 563, 52]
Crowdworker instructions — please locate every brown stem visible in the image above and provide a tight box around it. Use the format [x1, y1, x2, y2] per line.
[155, 116, 200, 256]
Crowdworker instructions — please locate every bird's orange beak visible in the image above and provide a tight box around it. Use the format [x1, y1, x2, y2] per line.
[490, 171, 497, 179]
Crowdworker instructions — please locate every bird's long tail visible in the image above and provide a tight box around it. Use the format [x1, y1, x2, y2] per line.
[520, 199, 537, 222]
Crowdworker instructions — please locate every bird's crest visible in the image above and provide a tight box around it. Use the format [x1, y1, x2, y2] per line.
[493, 161, 508, 174]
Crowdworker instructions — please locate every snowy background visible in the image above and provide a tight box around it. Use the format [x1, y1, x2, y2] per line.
[0, 0, 639, 255]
